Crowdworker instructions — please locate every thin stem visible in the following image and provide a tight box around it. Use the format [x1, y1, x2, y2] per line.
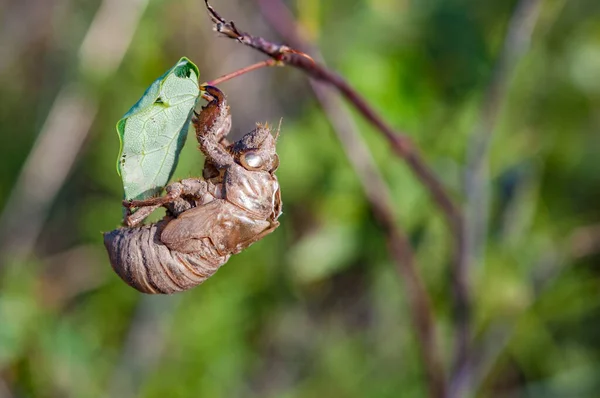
[251, 0, 447, 396]
[203, 58, 278, 87]
[203, 1, 464, 395]
[202, 0, 464, 286]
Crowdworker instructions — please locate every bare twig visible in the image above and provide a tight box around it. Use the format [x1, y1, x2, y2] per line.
[204, 2, 468, 393]
[203, 0, 463, 239]
[201, 14, 469, 364]
[459, 0, 543, 395]
[204, 58, 278, 86]
[252, 0, 446, 396]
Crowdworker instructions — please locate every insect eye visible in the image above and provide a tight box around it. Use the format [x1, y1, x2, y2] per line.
[240, 152, 263, 170]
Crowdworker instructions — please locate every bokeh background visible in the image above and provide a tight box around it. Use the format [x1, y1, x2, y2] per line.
[1, 0, 599, 397]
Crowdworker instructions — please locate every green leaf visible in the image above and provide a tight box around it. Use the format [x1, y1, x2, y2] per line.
[116, 57, 200, 201]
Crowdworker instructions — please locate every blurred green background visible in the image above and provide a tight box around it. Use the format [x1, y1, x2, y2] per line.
[1, 0, 599, 397]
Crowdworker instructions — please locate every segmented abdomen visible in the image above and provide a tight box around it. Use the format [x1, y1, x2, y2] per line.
[103, 220, 230, 294]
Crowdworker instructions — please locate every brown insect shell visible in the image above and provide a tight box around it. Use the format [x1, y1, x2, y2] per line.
[103, 219, 231, 294]
[104, 85, 282, 294]
[160, 162, 281, 256]
[104, 125, 282, 294]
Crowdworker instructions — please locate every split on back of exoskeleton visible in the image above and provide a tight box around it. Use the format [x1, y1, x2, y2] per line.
[103, 85, 282, 294]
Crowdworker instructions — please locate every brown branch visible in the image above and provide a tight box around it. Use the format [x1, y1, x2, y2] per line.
[203, 0, 464, 235]
[251, 0, 446, 396]
[203, 3, 470, 368]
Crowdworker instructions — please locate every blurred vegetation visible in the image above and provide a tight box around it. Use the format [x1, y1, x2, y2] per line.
[0, 0, 599, 397]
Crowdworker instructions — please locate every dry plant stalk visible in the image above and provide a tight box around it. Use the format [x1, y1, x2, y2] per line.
[202, 1, 454, 396]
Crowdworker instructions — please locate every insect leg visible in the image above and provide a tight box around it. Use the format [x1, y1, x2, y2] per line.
[198, 134, 235, 169]
[194, 85, 235, 169]
[123, 183, 185, 209]
[122, 179, 217, 226]
[195, 86, 232, 144]
[122, 183, 186, 226]
[123, 204, 162, 227]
